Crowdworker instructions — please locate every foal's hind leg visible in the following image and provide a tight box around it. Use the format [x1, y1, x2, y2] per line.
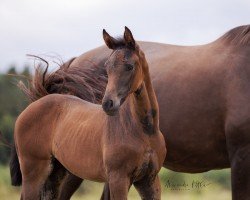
[41, 158, 67, 200]
[58, 172, 83, 200]
[134, 175, 161, 200]
[20, 158, 51, 200]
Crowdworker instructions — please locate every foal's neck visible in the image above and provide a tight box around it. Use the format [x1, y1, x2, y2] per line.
[131, 58, 159, 135]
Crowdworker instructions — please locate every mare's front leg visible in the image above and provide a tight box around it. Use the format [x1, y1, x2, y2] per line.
[134, 175, 161, 200]
[226, 115, 250, 199]
[230, 146, 250, 200]
[108, 172, 131, 200]
[227, 141, 250, 200]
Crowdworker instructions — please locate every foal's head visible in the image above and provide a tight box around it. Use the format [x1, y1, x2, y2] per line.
[102, 27, 146, 115]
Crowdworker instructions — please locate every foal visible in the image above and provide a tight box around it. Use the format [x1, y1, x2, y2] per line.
[13, 27, 166, 200]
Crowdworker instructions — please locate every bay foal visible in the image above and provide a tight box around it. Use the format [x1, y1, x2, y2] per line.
[13, 27, 166, 199]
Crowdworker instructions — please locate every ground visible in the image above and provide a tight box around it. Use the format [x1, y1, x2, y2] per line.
[0, 166, 231, 200]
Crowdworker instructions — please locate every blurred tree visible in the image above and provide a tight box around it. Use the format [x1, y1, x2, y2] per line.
[22, 65, 30, 77]
[202, 169, 231, 189]
[7, 66, 17, 75]
[0, 66, 30, 164]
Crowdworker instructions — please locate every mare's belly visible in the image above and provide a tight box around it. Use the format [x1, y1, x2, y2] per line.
[152, 67, 230, 172]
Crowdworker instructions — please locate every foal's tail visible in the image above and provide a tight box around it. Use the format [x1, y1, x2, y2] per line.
[0, 131, 21, 186]
[9, 144, 22, 186]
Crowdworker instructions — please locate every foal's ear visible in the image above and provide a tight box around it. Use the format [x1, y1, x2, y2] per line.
[124, 26, 136, 50]
[103, 29, 117, 49]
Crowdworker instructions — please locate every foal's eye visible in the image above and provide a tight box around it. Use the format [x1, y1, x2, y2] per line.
[125, 64, 134, 71]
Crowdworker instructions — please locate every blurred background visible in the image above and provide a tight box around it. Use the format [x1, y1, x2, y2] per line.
[1, 0, 249, 199]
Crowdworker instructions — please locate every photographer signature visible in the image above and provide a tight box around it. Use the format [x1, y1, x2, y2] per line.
[165, 179, 212, 191]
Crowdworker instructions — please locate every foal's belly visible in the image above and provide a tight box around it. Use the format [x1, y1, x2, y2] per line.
[59, 154, 105, 182]
[53, 142, 106, 182]
[52, 129, 106, 181]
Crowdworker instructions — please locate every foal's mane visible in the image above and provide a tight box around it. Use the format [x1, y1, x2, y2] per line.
[220, 25, 250, 46]
[19, 57, 107, 103]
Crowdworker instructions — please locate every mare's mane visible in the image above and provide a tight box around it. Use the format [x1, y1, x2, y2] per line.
[219, 25, 250, 46]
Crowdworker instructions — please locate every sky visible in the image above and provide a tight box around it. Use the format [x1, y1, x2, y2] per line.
[0, 0, 249, 72]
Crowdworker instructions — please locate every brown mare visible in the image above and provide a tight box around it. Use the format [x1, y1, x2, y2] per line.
[12, 27, 166, 200]
[14, 25, 250, 200]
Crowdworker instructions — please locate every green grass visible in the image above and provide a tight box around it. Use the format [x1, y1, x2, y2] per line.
[0, 166, 232, 199]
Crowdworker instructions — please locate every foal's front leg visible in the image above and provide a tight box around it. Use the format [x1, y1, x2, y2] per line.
[134, 175, 161, 200]
[108, 172, 131, 200]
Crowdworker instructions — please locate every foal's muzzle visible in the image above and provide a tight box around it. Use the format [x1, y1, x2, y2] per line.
[103, 99, 114, 111]
[102, 98, 118, 116]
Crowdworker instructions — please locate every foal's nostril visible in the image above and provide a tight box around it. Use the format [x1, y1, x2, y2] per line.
[103, 99, 114, 111]
[108, 100, 113, 109]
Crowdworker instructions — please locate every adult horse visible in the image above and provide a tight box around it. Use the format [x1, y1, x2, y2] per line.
[17, 25, 250, 199]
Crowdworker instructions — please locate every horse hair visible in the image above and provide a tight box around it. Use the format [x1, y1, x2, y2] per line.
[10, 144, 22, 186]
[18, 57, 107, 104]
[220, 25, 250, 46]
[41, 157, 66, 199]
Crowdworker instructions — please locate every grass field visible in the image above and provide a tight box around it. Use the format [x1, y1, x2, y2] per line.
[0, 166, 232, 200]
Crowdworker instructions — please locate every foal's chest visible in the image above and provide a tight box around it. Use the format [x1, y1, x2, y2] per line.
[131, 148, 160, 182]
[104, 141, 160, 180]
